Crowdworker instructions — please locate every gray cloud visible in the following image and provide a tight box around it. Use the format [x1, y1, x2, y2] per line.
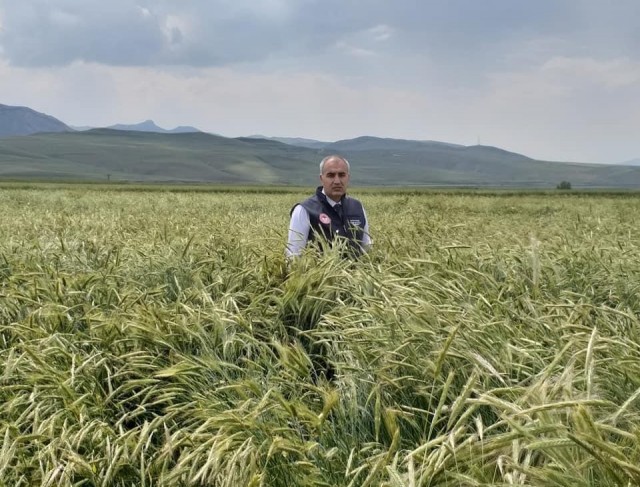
[0, 1, 166, 66]
[0, 0, 365, 67]
[2, 1, 637, 69]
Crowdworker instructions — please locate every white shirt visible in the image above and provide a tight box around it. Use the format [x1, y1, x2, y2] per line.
[286, 192, 371, 257]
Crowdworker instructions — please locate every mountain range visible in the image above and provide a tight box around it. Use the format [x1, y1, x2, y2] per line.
[106, 120, 201, 134]
[1, 103, 640, 187]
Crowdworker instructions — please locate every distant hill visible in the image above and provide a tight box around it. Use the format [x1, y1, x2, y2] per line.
[0, 129, 319, 184]
[107, 120, 201, 133]
[0, 103, 71, 137]
[248, 135, 330, 150]
[620, 158, 640, 166]
[323, 136, 545, 185]
[2, 130, 640, 187]
[327, 136, 466, 152]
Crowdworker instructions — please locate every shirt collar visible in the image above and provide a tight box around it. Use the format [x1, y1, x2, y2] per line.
[321, 188, 341, 206]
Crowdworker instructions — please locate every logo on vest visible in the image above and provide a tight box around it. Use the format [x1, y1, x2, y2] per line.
[348, 219, 362, 227]
[319, 213, 331, 224]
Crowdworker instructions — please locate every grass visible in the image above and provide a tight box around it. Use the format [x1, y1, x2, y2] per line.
[1, 187, 640, 485]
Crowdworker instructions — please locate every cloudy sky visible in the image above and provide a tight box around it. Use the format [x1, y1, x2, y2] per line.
[1, 1, 638, 163]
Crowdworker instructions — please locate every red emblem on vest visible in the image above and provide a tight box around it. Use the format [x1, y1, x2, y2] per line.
[319, 213, 331, 224]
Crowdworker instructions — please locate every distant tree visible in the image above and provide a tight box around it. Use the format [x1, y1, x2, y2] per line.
[557, 181, 572, 190]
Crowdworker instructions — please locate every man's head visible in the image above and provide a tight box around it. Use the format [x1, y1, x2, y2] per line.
[319, 155, 350, 201]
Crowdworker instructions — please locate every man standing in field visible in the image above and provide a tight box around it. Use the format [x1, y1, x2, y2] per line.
[287, 155, 371, 258]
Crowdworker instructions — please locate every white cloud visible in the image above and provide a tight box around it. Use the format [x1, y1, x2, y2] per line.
[334, 41, 376, 58]
[138, 6, 151, 18]
[0, 60, 432, 138]
[464, 56, 640, 162]
[367, 24, 393, 42]
[162, 14, 192, 48]
[332, 24, 395, 59]
[102, 65, 432, 139]
[49, 9, 82, 28]
[222, 0, 294, 21]
[0, 9, 3, 57]
[541, 56, 640, 89]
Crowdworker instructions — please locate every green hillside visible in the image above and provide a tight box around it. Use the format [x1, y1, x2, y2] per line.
[1, 129, 640, 187]
[0, 129, 322, 184]
[326, 137, 640, 187]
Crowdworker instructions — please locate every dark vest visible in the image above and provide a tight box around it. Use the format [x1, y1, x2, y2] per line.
[292, 186, 367, 255]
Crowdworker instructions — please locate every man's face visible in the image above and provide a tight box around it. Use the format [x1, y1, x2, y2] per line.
[320, 158, 350, 201]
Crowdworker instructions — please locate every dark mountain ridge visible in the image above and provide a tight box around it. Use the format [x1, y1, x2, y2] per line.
[107, 120, 201, 133]
[0, 103, 71, 137]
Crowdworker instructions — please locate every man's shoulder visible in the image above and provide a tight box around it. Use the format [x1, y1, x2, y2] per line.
[292, 194, 321, 215]
[302, 193, 320, 203]
[344, 195, 364, 208]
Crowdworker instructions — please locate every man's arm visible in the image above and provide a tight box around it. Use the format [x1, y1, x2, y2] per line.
[286, 205, 311, 258]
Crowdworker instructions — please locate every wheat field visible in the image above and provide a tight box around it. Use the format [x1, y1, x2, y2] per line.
[2, 187, 640, 486]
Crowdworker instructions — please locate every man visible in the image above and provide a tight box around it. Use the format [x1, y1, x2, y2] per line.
[287, 155, 371, 258]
